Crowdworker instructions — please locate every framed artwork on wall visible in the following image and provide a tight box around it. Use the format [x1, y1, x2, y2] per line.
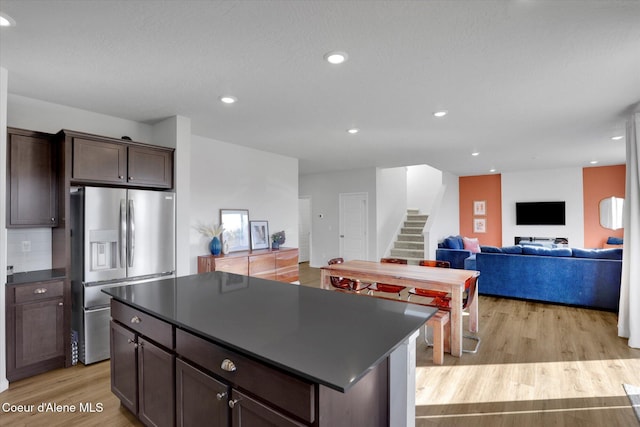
[474, 200, 486, 216]
[474, 218, 487, 233]
[250, 220, 270, 250]
[220, 209, 250, 252]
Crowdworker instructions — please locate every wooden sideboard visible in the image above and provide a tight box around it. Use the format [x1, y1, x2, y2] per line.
[197, 248, 299, 283]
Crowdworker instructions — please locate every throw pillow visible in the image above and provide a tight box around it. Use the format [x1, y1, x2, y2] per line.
[463, 237, 481, 253]
[443, 235, 464, 249]
[480, 245, 502, 253]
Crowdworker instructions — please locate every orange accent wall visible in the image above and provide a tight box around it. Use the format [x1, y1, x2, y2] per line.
[459, 174, 502, 247]
[583, 165, 625, 248]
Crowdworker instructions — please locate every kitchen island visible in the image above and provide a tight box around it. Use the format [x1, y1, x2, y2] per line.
[103, 271, 435, 427]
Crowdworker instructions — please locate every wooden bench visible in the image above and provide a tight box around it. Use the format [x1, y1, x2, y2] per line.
[426, 310, 450, 365]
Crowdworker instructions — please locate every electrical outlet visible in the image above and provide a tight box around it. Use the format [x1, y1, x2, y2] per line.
[22, 240, 31, 252]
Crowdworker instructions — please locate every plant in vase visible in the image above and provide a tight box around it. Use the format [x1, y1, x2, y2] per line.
[195, 222, 224, 256]
[271, 230, 285, 250]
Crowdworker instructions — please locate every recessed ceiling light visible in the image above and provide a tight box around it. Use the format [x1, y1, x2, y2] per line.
[471, 152, 480, 156]
[347, 128, 359, 134]
[0, 13, 16, 27]
[611, 135, 624, 141]
[433, 110, 448, 118]
[590, 160, 599, 165]
[489, 168, 497, 173]
[219, 96, 237, 104]
[324, 51, 348, 65]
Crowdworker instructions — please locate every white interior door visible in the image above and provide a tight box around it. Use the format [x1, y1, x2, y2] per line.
[339, 192, 368, 261]
[298, 197, 311, 263]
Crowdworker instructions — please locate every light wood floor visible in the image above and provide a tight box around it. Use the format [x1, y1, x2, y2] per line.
[2, 263, 639, 426]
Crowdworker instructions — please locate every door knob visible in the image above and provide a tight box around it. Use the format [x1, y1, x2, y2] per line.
[228, 398, 241, 409]
[216, 392, 227, 401]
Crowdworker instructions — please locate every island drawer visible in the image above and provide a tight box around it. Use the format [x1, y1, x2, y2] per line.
[176, 329, 315, 424]
[111, 300, 173, 350]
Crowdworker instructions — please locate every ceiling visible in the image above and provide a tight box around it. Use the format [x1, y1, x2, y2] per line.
[1, 0, 639, 176]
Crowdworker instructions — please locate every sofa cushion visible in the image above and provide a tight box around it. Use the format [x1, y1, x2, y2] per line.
[480, 245, 502, 253]
[606, 236, 623, 245]
[443, 235, 464, 249]
[573, 248, 623, 260]
[464, 255, 477, 270]
[502, 245, 523, 254]
[522, 246, 573, 257]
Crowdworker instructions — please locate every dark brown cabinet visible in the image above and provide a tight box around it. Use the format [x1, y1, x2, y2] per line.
[128, 145, 173, 188]
[230, 389, 306, 427]
[110, 301, 175, 427]
[176, 359, 230, 427]
[67, 130, 174, 189]
[6, 279, 65, 381]
[6, 128, 58, 227]
[72, 137, 127, 185]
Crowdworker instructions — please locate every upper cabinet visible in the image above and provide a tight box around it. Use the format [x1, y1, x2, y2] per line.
[67, 131, 174, 189]
[72, 137, 127, 185]
[7, 128, 58, 227]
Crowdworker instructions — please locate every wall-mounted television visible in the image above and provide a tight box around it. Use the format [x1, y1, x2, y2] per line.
[516, 201, 566, 225]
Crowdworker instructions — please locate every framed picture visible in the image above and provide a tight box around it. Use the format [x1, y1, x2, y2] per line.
[220, 209, 250, 252]
[250, 220, 270, 250]
[474, 218, 486, 233]
[474, 200, 486, 216]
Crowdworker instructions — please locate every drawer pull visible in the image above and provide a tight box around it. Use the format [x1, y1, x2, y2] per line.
[33, 288, 48, 294]
[221, 359, 237, 372]
[216, 392, 227, 401]
[228, 398, 241, 409]
[131, 316, 142, 324]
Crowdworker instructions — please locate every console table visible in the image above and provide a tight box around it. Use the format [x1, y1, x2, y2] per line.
[197, 247, 299, 283]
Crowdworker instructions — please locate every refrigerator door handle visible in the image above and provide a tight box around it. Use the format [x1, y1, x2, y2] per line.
[120, 199, 127, 268]
[128, 199, 135, 268]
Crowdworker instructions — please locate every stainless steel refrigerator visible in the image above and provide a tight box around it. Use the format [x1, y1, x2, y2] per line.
[71, 186, 175, 364]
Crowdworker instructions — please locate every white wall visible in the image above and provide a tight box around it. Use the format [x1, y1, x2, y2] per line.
[8, 94, 152, 141]
[424, 171, 459, 259]
[151, 116, 192, 277]
[299, 168, 377, 267]
[501, 168, 584, 247]
[376, 167, 408, 258]
[1, 67, 9, 392]
[189, 135, 299, 274]
[407, 164, 443, 214]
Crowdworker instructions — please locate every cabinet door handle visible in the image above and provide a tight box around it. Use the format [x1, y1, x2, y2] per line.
[130, 316, 141, 324]
[228, 398, 241, 409]
[51, 217, 55, 222]
[221, 359, 237, 372]
[127, 338, 138, 348]
[119, 175, 124, 179]
[216, 392, 227, 401]
[58, 302, 63, 306]
[33, 288, 48, 294]
[129, 176, 134, 180]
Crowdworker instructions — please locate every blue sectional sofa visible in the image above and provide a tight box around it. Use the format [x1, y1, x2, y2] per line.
[466, 245, 623, 311]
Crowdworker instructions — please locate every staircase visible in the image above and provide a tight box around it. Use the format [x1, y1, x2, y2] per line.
[389, 209, 427, 265]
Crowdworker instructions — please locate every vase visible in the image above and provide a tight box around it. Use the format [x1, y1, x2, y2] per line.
[222, 240, 230, 255]
[271, 241, 280, 250]
[209, 236, 222, 256]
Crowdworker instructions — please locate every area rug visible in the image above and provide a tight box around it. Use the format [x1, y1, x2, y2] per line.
[624, 383, 640, 423]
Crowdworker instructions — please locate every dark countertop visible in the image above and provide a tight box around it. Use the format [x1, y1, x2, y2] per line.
[104, 271, 435, 393]
[6, 268, 66, 286]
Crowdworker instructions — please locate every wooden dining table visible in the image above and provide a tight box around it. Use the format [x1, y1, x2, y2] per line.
[320, 260, 480, 357]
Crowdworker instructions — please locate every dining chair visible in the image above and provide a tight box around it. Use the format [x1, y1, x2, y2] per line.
[327, 258, 370, 292]
[418, 274, 481, 354]
[407, 260, 451, 302]
[368, 258, 408, 298]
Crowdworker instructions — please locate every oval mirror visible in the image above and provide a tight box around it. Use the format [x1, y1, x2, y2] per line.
[599, 196, 624, 230]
